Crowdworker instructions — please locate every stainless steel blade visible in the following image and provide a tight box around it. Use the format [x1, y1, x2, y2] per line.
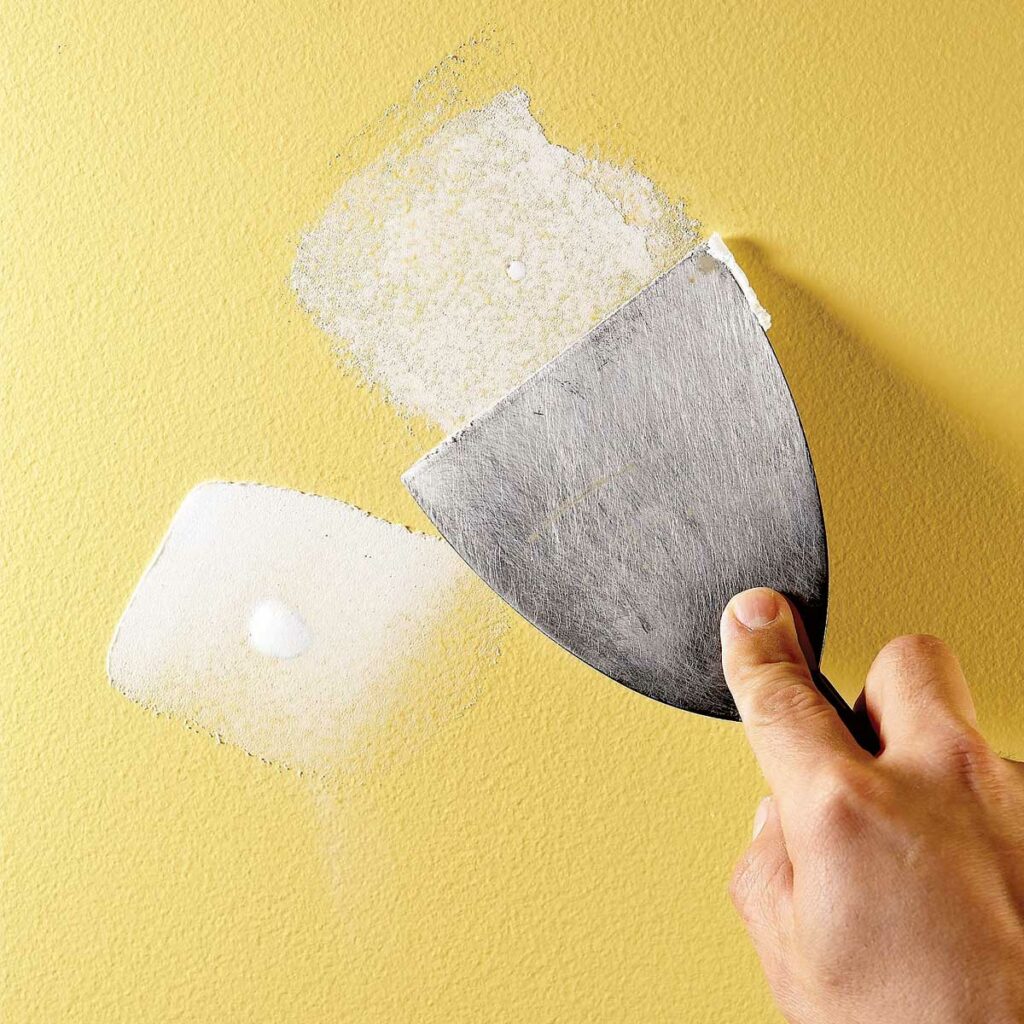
[403, 240, 828, 720]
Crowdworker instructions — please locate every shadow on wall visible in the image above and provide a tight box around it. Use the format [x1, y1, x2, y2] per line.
[730, 239, 1023, 758]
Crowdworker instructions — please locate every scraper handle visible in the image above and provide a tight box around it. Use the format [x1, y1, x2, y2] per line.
[812, 669, 881, 755]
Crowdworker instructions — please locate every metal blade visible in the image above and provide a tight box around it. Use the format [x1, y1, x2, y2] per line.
[403, 241, 827, 720]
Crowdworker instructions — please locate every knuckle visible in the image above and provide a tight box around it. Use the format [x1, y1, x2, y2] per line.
[742, 668, 822, 729]
[728, 859, 753, 915]
[871, 633, 966, 716]
[809, 762, 879, 833]
[883, 632, 952, 660]
[878, 633, 957, 676]
[729, 851, 783, 924]
[939, 726, 999, 791]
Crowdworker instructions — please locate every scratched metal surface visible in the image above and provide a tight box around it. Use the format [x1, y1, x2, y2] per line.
[403, 244, 828, 720]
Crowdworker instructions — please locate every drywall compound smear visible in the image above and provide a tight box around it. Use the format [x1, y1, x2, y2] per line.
[108, 483, 506, 773]
[706, 233, 772, 331]
[292, 89, 698, 430]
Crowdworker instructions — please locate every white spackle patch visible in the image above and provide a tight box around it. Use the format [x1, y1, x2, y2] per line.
[107, 482, 505, 774]
[292, 88, 699, 431]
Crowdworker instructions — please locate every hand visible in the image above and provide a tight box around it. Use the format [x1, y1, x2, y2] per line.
[720, 587, 1024, 1024]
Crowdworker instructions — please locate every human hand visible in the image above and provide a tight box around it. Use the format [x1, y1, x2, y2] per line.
[721, 587, 1024, 1024]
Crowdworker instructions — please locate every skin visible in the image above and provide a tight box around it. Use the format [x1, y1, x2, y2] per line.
[720, 587, 1024, 1024]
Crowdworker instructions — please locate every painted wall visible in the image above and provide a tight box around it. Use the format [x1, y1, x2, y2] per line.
[5, 3, 1024, 1022]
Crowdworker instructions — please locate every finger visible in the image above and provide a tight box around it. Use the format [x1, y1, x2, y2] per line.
[859, 633, 976, 751]
[721, 588, 867, 800]
[729, 797, 792, 955]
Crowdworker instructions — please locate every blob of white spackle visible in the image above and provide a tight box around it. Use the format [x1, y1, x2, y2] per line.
[248, 599, 311, 659]
[706, 233, 772, 331]
[506, 259, 527, 282]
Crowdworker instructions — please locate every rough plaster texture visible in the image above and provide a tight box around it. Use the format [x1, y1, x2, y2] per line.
[4, 5, 1024, 1024]
[292, 88, 696, 429]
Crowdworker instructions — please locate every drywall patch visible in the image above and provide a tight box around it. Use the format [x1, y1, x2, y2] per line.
[292, 89, 698, 430]
[108, 482, 506, 773]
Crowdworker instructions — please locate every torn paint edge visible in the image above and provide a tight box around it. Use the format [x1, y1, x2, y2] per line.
[707, 233, 772, 331]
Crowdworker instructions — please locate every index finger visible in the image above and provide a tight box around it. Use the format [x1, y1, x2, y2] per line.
[720, 588, 868, 800]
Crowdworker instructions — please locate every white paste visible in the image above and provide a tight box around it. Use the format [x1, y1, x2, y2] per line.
[506, 259, 527, 282]
[292, 89, 698, 430]
[248, 599, 311, 660]
[706, 232, 772, 331]
[108, 482, 504, 772]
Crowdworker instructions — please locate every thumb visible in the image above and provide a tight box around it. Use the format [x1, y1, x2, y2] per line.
[722, 588, 863, 801]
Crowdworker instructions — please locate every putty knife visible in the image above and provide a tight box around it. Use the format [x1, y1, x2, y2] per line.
[403, 237, 876, 750]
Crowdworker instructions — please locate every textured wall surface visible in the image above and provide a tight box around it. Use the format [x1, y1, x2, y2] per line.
[5, 3, 1024, 1022]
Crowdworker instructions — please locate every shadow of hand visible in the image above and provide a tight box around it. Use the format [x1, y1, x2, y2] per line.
[729, 239, 1023, 757]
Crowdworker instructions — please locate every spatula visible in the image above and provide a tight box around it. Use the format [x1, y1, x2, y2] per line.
[403, 236, 877, 752]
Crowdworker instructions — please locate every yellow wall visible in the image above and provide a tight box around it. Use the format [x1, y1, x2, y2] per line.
[5, 3, 1023, 1021]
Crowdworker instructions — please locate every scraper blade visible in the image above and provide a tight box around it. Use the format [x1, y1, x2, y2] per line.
[403, 238, 828, 721]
